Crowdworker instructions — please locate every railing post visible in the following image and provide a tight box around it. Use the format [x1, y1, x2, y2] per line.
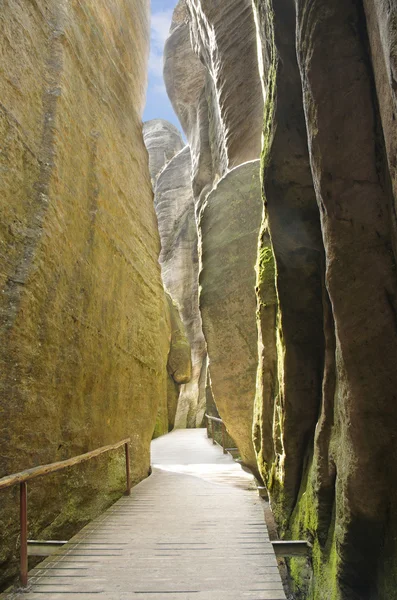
[124, 443, 131, 496]
[206, 415, 210, 438]
[211, 420, 215, 444]
[20, 482, 28, 587]
[222, 423, 227, 454]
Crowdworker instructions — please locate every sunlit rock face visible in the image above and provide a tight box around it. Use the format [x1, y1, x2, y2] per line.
[144, 119, 207, 430]
[254, 1, 397, 598]
[143, 119, 184, 184]
[163, 0, 265, 471]
[156, 146, 207, 429]
[199, 161, 263, 469]
[153, 294, 192, 437]
[0, 0, 169, 588]
[165, 0, 264, 208]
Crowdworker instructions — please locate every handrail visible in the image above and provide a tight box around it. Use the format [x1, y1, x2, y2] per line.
[205, 414, 223, 424]
[1, 437, 132, 588]
[205, 414, 229, 454]
[0, 438, 130, 490]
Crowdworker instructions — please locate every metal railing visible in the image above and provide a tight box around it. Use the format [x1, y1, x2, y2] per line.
[0, 438, 131, 587]
[205, 414, 237, 455]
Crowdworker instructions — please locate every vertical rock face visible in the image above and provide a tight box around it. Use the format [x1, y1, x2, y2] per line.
[163, 0, 265, 470]
[254, 1, 397, 598]
[157, 0, 397, 596]
[186, 0, 264, 171]
[153, 292, 192, 438]
[155, 145, 207, 429]
[164, 0, 264, 203]
[199, 161, 263, 468]
[143, 119, 184, 184]
[0, 0, 168, 587]
[144, 119, 206, 430]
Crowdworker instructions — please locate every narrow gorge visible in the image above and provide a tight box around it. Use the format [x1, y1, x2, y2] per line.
[1, 1, 397, 599]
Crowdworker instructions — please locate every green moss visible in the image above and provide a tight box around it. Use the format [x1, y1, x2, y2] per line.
[258, 245, 275, 285]
[286, 459, 341, 600]
[152, 412, 168, 439]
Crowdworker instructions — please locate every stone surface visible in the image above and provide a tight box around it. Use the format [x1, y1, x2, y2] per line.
[0, 0, 168, 589]
[163, 0, 397, 596]
[253, 1, 397, 598]
[164, 5, 210, 211]
[142, 119, 184, 184]
[164, 0, 264, 209]
[199, 161, 263, 471]
[253, 0, 324, 523]
[152, 295, 191, 439]
[166, 293, 192, 386]
[154, 145, 207, 429]
[163, 0, 264, 471]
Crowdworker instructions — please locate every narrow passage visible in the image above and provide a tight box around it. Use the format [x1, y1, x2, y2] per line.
[5, 430, 286, 600]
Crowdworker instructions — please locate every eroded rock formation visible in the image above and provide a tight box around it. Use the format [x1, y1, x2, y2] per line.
[199, 161, 263, 468]
[154, 294, 192, 437]
[144, 120, 206, 429]
[143, 119, 184, 184]
[0, 0, 168, 588]
[253, 1, 397, 598]
[156, 146, 207, 428]
[163, 0, 265, 470]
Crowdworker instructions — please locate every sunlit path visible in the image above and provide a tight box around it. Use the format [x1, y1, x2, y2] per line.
[4, 430, 286, 600]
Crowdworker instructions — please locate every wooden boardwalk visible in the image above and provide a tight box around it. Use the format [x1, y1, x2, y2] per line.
[4, 429, 286, 600]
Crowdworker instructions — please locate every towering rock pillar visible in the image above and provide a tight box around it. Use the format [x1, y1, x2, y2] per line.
[254, 0, 397, 597]
[163, 0, 267, 471]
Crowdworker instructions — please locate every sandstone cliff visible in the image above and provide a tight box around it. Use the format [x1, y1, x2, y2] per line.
[144, 120, 206, 430]
[143, 119, 184, 184]
[163, 0, 265, 470]
[153, 293, 192, 437]
[253, 1, 397, 598]
[155, 145, 207, 429]
[0, 0, 168, 588]
[199, 161, 263, 467]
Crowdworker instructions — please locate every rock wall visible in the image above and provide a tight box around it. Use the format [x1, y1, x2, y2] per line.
[162, 0, 397, 597]
[144, 120, 206, 430]
[253, 1, 397, 598]
[153, 294, 192, 437]
[199, 161, 263, 468]
[155, 145, 207, 429]
[0, 0, 168, 588]
[163, 0, 264, 470]
[143, 119, 184, 184]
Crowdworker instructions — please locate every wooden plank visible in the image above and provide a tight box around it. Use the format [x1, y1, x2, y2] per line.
[28, 541, 68, 557]
[0, 439, 130, 490]
[4, 429, 287, 600]
[205, 414, 223, 424]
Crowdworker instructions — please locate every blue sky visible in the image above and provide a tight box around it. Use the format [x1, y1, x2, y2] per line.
[143, 0, 182, 131]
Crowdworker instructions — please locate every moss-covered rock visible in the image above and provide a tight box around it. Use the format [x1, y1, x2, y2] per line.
[254, 0, 397, 598]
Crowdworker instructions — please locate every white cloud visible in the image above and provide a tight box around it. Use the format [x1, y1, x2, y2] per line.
[149, 50, 164, 78]
[151, 10, 174, 50]
[152, 82, 167, 96]
[148, 10, 173, 78]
